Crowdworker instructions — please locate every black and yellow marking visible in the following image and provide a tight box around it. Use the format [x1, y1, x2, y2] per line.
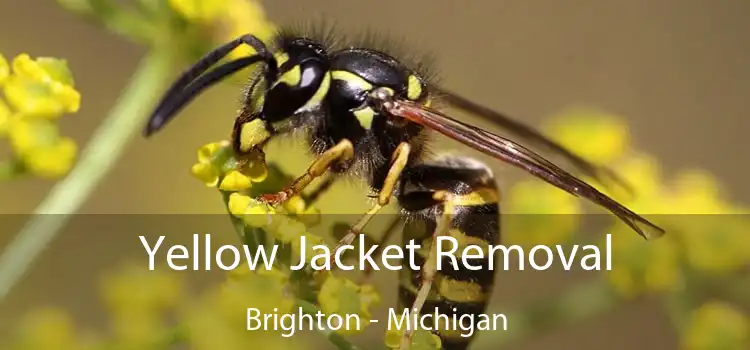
[308, 73, 331, 108]
[237, 119, 272, 152]
[330, 70, 379, 130]
[274, 51, 290, 67]
[397, 158, 500, 350]
[275, 65, 302, 87]
[406, 75, 424, 101]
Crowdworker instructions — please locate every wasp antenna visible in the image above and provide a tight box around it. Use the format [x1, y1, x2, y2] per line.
[144, 34, 277, 137]
[144, 56, 268, 137]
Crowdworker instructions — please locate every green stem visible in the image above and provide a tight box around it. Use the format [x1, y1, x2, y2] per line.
[297, 299, 359, 350]
[0, 50, 173, 302]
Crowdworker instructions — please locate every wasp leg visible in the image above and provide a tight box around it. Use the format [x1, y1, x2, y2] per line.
[359, 216, 403, 283]
[331, 143, 411, 252]
[259, 139, 354, 206]
[400, 192, 455, 350]
[397, 156, 500, 350]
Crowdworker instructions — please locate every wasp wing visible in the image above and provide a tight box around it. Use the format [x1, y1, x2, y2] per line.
[383, 98, 665, 239]
[434, 87, 633, 195]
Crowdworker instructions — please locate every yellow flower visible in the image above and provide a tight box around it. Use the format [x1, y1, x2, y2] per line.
[191, 161, 220, 186]
[0, 53, 80, 180]
[100, 263, 183, 314]
[606, 153, 664, 204]
[191, 141, 268, 188]
[227, 192, 252, 216]
[292, 232, 326, 263]
[24, 137, 77, 178]
[7, 118, 78, 178]
[220, 0, 277, 59]
[226, 191, 313, 244]
[184, 269, 302, 349]
[272, 217, 308, 243]
[385, 328, 442, 350]
[100, 265, 182, 347]
[506, 180, 582, 215]
[678, 214, 750, 272]
[110, 309, 164, 348]
[544, 108, 630, 164]
[283, 195, 307, 214]
[197, 141, 226, 163]
[504, 180, 582, 246]
[297, 205, 322, 226]
[599, 150, 749, 277]
[0, 54, 8, 85]
[605, 226, 682, 298]
[7, 117, 56, 154]
[15, 308, 80, 350]
[317, 275, 381, 335]
[621, 167, 750, 272]
[4, 54, 80, 118]
[667, 169, 729, 214]
[219, 169, 253, 191]
[683, 301, 748, 350]
[12, 54, 75, 85]
[282, 195, 322, 226]
[0, 98, 12, 135]
[168, 0, 226, 23]
[191, 141, 228, 187]
[227, 192, 277, 227]
[216, 269, 295, 321]
[168, 0, 277, 60]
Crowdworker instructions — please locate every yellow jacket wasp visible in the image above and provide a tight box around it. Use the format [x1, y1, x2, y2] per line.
[144, 25, 665, 350]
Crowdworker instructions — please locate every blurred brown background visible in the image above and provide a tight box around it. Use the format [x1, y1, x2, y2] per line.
[1, 0, 748, 349]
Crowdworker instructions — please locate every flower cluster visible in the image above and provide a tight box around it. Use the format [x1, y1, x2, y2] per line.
[684, 301, 749, 350]
[58, 0, 277, 69]
[188, 139, 381, 345]
[2, 263, 308, 350]
[169, 0, 277, 55]
[184, 267, 303, 350]
[540, 108, 750, 349]
[0, 53, 80, 179]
